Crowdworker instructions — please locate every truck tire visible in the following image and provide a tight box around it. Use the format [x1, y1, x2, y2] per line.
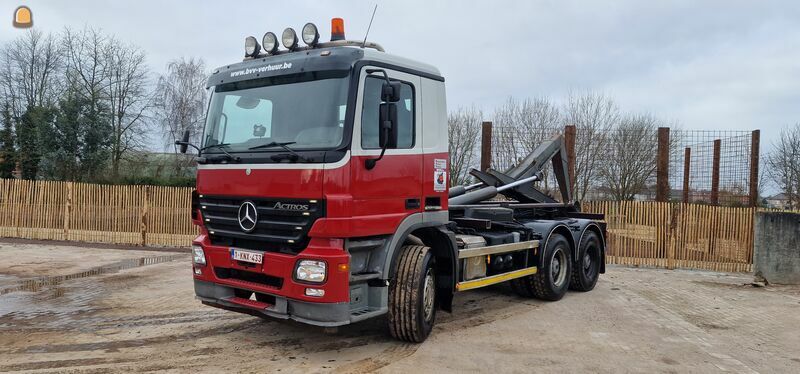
[510, 233, 572, 301]
[388, 245, 437, 343]
[569, 230, 601, 292]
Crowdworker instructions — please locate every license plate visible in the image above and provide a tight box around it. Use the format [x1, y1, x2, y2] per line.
[231, 248, 263, 264]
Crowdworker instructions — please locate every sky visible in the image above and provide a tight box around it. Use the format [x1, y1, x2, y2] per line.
[1, 0, 799, 149]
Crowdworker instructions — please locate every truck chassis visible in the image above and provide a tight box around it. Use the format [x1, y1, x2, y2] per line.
[381, 134, 605, 341]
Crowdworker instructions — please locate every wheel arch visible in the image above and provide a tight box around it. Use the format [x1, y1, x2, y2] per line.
[547, 224, 576, 259]
[380, 217, 457, 312]
[400, 226, 458, 312]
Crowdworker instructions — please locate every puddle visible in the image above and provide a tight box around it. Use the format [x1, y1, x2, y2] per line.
[0, 254, 186, 330]
[0, 255, 184, 296]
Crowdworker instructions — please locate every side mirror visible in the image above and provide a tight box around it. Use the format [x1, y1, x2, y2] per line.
[366, 102, 397, 170]
[381, 81, 402, 103]
[177, 129, 190, 154]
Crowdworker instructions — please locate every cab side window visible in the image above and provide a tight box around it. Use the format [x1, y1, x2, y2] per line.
[361, 76, 414, 149]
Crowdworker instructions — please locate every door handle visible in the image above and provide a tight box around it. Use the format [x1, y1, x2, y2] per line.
[405, 198, 421, 210]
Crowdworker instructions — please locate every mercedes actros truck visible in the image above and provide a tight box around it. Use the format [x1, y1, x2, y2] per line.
[179, 18, 606, 342]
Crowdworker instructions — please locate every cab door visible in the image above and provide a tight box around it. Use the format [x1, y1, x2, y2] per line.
[349, 67, 423, 236]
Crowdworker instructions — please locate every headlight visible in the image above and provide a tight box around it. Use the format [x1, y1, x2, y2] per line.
[244, 36, 260, 57]
[282, 28, 298, 50]
[262, 32, 278, 54]
[192, 245, 206, 265]
[295, 260, 326, 283]
[301, 23, 319, 46]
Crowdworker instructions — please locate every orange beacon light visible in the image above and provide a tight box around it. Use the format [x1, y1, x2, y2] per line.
[13, 6, 33, 28]
[330, 18, 345, 41]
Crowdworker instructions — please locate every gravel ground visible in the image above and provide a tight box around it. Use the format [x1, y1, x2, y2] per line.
[1, 240, 799, 373]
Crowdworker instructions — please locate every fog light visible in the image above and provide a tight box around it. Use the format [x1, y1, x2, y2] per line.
[305, 288, 325, 297]
[192, 245, 206, 266]
[295, 260, 326, 283]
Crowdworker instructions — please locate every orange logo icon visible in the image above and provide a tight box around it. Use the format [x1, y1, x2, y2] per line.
[13, 6, 32, 28]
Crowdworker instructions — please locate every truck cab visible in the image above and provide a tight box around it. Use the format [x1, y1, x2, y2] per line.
[187, 20, 604, 343]
[190, 23, 454, 331]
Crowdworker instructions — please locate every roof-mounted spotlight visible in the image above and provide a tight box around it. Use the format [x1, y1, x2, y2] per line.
[262, 32, 279, 54]
[282, 28, 298, 50]
[302, 23, 320, 47]
[244, 36, 261, 57]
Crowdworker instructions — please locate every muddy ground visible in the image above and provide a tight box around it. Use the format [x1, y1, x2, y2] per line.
[1, 240, 799, 373]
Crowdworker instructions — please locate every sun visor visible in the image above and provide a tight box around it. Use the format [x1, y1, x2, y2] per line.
[207, 47, 364, 88]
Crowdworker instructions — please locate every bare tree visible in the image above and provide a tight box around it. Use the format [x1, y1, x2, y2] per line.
[60, 27, 116, 180]
[599, 113, 660, 200]
[0, 30, 63, 179]
[154, 58, 208, 151]
[563, 91, 619, 201]
[768, 123, 800, 210]
[61, 27, 153, 179]
[492, 97, 561, 169]
[492, 98, 524, 170]
[62, 27, 111, 111]
[0, 29, 63, 115]
[448, 107, 482, 186]
[106, 41, 151, 178]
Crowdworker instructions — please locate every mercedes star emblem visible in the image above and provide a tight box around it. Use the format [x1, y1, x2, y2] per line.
[237, 201, 258, 232]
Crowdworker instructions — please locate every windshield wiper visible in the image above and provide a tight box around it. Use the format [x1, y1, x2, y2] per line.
[249, 141, 308, 162]
[200, 143, 240, 162]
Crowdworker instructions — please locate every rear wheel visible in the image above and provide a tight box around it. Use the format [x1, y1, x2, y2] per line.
[570, 231, 601, 292]
[511, 233, 572, 301]
[388, 245, 437, 343]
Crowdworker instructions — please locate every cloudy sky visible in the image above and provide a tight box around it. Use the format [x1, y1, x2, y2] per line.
[1, 0, 799, 147]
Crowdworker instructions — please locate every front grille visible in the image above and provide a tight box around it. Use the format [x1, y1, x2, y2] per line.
[199, 195, 324, 254]
[214, 267, 283, 289]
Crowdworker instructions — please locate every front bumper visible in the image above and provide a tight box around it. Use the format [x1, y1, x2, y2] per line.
[191, 233, 383, 326]
[193, 233, 376, 326]
[194, 279, 352, 327]
[193, 233, 351, 301]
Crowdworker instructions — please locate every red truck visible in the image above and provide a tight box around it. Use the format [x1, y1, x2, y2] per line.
[178, 19, 605, 342]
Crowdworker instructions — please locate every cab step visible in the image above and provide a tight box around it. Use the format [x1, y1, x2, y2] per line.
[225, 296, 271, 310]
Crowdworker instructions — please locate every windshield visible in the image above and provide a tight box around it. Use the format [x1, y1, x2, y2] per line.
[202, 71, 349, 153]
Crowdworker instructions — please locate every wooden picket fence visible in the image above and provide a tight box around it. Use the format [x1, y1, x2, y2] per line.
[0, 178, 758, 272]
[0, 179, 196, 247]
[583, 201, 755, 272]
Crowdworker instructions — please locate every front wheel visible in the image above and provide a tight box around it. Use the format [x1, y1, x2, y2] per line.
[388, 245, 437, 343]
